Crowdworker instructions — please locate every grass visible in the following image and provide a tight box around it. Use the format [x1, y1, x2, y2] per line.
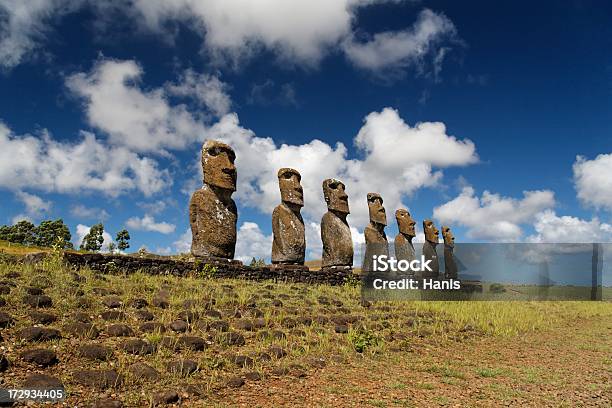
[1, 248, 611, 405]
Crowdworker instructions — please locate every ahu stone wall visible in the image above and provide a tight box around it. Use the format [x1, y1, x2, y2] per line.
[60, 252, 351, 286]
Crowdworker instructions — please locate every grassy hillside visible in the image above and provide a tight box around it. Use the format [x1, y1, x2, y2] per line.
[0, 255, 609, 406]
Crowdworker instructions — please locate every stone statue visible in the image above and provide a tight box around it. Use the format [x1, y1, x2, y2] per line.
[321, 178, 353, 268]
[422, 219, 440, 278]
[442, 226, 458, 279]
[394, 209, 416, 267]
[189, 140, 237, 259]
[271, 168, 305, 264]
[363, 193, 389, 272]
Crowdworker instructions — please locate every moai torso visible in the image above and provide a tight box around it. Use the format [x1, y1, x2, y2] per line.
[442, 226, 457, 279]
[190, 140, 237, 259]
[272, 168, 305, 264]
[394, 208, 416, 265]
[363, 193, 389, 272]
[321, 178, 353, 268]
[422, 219, 440, 278]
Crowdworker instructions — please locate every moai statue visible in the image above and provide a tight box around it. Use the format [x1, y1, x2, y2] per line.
[189, 140, 237, 260]
[321, 179, 353, 269]
[363, 193, 389, 272]
[271, 168, 305, 265]
[394, 209, 416, 267]
[442, 226, 458, 280]
[422, 219, 440, 278]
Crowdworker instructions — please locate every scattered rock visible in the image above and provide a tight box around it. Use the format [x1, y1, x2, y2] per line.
[234, 319, 255, 331]
[106, 324, 134, 337]
[204, 309, 222, 319]
[281, 317, 297, 328]
[0, 311, 14, 327]
[25, 286, 43, 295]
[334, 324, 348, 334]
[245, 371, 261, 381]
[152, 292, 170, 309]
[121, 339, 155, 355]
[5, 272, 20, 278]
[23, 294, 53, 308]
[0, 354, 9, 371]
[152, 390, 180, 405]
[177, 310, 199, 322]
[78, 344, 113, 361]
[20, 348, 58, 366]
[270, 367, 290, 376]
[166, 359, 198, 376]
[70, 272, 86, 283]
[169, 320, 188, 333]
[92, 287, 111, 296]
[64, 322, 99, 339]
[22, 373, 64, 389]
[206, 320, 229, 332]
[73, 312, 92, 323]
[102, 296, 123, 308]
[226, 376, 245, 388]
[18, 326, 61, 342]
[30, 311, 57, 324]
[176, 336, 206, 351]
[73, 369, 123, 389]
[101, 310, 126, 321]
[232, 355, 254, 368]
[129, 298, 148, 309]
[91, 398, 123, 408]
[140, 322, 166, 333]
[134, 310, 155, 321]
[215, 331, 245, 346]
[0, 285, 10, 295]
[269, 346, 287, 359]
[129, 362, 160, 381]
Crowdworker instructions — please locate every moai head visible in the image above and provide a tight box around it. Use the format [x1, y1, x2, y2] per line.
[442, 226, 455, 247]
[278, 168, 304, 207]
[201, 140, 237, 191]
[367, 193, 387, 226]
[323, 178, 349, 214]
[423, 219, 439, 244]
[395, 209, 416, 237]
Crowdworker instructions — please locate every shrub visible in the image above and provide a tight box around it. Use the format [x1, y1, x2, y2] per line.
[489, 283, 506, 293]
[348, 327, 380, 353]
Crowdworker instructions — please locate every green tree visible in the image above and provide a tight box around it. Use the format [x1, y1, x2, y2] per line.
[80, 223, 104, 252]
[35, 219, 73, 249]
[1, 220, 38, 245]
[116, 229, 130, 251]
[107, 242, 116, 254]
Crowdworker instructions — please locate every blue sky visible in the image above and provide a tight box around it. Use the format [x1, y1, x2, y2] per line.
[1, 0, 612, 262]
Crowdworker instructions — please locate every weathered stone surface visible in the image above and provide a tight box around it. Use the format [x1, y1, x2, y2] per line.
[129, 362, 160, 381]
[18, 326, 61, 342]
[121, 339, 155, 355]
[73, 369, 123, 389]
[106, 324, 134, 337]
[135, 310, 155, 321]
[78, 344, 113, 361]
[166, 359, 198, 376]
[363, 193, 389, 272]
[64, 322, 99, 339]
[102, 296, 123, 308]
[20, 348, 58, 366]
[167, 319, 186, 332]
[0, 311, 14, 327]
[216, 331, 245, 346]
[22, 373, 63, 389]
[129, 298, 148, 309]
[140, 321, 166, 333]
[272, 168, 305, 264]
[30, 311, 57, 324]
[394, 208, 416, 265]
[190, 140, 237, 259]
[23, 294, 53, 308]
[321, 178, 353, 268]
[442, 225, 458, 279]
[422, 219, 440, 278]
[101, 310, 125, 321]
[91, 399, 123, 408]
[153, 390, 180, 405]
[0, 354, 9, 371]
[176, 335, 206, 351]
[227, 376, 245, 388]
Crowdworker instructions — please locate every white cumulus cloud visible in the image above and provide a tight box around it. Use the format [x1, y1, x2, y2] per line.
[433, 186, 555, 241]
[527, 210, 612, 243]
[125, 215, 176, 234]
[0, 122, 170, 196]
[342, 9, 457, 77]
[11, 191, 52, 223]
[573, 154, 612, 211]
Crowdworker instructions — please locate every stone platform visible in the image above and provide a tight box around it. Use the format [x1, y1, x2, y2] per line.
[57, 252, 352, 286]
